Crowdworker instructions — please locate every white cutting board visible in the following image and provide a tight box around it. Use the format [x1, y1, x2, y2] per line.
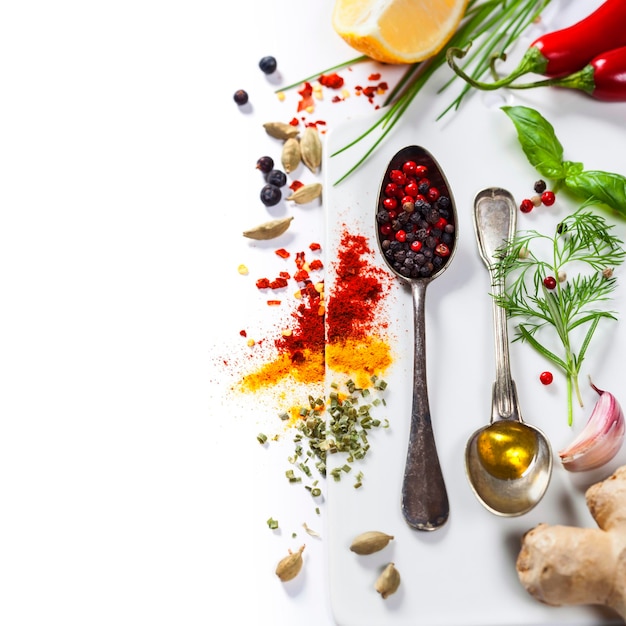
[322, 37, 626, 626]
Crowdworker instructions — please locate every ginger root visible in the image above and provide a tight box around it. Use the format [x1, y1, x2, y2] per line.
[516, 465, 626, 621]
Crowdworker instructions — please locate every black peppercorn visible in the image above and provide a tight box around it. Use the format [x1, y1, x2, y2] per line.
[259, 56, 277, 75]
[233, 89, 249, 105]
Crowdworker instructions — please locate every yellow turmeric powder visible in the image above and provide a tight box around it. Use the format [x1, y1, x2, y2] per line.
[239, 349, 324, 392]
[326, 336, 392, 389]
[239, 336, 392, 394]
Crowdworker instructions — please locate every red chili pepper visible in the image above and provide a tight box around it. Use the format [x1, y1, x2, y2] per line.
[543, 46, 626, 101]
[528, 0, 626, 77]
[447, 0, 626, 87]
[494, 46, 626, 101]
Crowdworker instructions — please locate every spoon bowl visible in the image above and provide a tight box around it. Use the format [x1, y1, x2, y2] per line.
[466, 187, 552, 516]
[466, 418, 553, 516]
[375, 145, 458, 530]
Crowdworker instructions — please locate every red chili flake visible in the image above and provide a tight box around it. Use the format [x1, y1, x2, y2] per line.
[309, 259, 323, 271]
[297, 82, 315, 112]
[299, 283, 313, 299]
[279, 271, 291, 279]
[295, 251, 306, 268]
[331, 95, 343, 103]
[289, 117, 299, 126]
[290, 180, 304, 192]
[362, 86, 377, 99]
[309, 242, 321, 251]
[319, 73, 344, 89]
[298, 82, 313, 97]
[256, 277, 271, 289]
[368, 73, 381, 80]
[294, 269, 310, 283]
[239, 329, 247, 337]
[275, 248, 290, 259]
[269, 277, 289, 289]
[298, 98, 314, 112]
[267, 300, 281, 306]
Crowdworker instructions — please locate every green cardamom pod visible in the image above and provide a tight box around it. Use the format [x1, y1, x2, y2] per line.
[243, 216, 293, 240]
[300, 126, 322, 173]
[286, 182, 322, 204]
[375, 562, 401, 599]
[281, 137, 301, 173]
[349, 531, 394, 555]
[263, 121, 299, 140]
[275, 545, 305, 582]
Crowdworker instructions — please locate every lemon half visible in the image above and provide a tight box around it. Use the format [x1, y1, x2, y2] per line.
[332, 0, 469, 64]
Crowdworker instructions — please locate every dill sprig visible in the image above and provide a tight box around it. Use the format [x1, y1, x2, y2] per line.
[494, 209, 626, 425]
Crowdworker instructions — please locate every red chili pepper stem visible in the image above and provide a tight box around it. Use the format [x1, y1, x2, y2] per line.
[446, 45, 549, 90]
[504, 64, 596, 96]
[448, 0, 626, 91]
[447, 46, 599, 98]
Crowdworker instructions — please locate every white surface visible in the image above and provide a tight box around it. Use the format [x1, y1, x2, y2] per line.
[1, 1, 624, 625]
[324, 80, 626, 626]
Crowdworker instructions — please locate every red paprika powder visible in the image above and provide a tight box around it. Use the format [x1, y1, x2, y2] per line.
[326, 231, 392, 343]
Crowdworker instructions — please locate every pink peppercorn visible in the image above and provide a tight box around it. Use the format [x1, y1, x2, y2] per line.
[520, 198, 534, 213]
[541, 191, 556, 206]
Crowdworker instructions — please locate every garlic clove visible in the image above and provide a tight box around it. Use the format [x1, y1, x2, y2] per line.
[559, 379, 625, 472]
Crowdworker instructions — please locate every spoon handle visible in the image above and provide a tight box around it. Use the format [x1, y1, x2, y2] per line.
[489, 266, 518, 419]
[401, 280, 449, 531]
[473, 188, 519, 420]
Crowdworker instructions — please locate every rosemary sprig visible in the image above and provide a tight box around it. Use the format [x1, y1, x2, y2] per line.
[494, 209, 626, 425]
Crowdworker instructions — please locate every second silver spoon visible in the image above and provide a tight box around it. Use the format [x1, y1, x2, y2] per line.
[465, 187, 553, 516]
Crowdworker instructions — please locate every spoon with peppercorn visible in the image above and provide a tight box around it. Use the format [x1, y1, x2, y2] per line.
[376, 145, 458, 531]
[465, 187, 553, 516]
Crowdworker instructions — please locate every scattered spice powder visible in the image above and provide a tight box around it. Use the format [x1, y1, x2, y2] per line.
[280, 64, 392, 115]
[239, 229, 394, 394]
[326, 230, 394, 388]
[239, 246, 326, 393]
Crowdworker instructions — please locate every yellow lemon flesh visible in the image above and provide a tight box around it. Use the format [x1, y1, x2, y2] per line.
[332, 0, 469, 64]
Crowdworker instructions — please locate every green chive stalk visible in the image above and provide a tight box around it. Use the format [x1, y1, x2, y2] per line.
[331, 0, 552, 184]
[278, 0, 552, 184]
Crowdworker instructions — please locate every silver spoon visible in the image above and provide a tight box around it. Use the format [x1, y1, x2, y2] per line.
[376, 145, 457, 531]
[466, 187, 553, 516]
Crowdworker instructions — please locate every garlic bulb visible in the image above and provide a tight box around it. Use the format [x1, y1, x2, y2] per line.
[559, 379, 625, 472]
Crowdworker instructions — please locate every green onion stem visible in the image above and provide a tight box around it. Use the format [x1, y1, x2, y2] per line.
[382, 63, 422, 107]
[274, 1, 553, 184]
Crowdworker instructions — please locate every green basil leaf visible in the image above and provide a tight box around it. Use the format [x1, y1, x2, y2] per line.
[562, 160, 584, 177]
[501, 105, 566, 181]
[564, 170, 626, 218]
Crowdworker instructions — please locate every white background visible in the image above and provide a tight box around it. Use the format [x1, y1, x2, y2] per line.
[0, 1, 620, 625]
